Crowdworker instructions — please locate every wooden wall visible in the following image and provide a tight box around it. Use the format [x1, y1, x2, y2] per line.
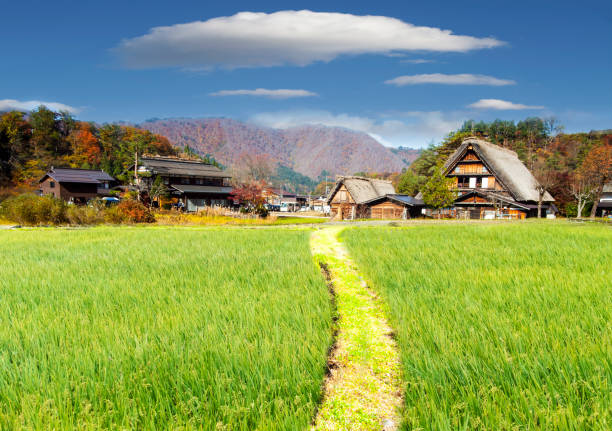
[370, 201, 405, 219]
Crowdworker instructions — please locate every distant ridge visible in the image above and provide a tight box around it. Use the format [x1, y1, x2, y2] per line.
[139, 118, 416, 178]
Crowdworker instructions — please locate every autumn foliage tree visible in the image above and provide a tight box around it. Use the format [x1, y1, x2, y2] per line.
[230, 181, 268, 216]
[68, 123, 101, 166]
[580, 143, 612, 217]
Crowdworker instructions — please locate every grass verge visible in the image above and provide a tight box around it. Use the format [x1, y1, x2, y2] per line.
[0, 226, 332, 430]
[343, 223, 612, 429]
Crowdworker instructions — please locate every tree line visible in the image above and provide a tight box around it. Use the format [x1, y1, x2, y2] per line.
[0, 106, 178, 192]
[397, 118, 611, 217]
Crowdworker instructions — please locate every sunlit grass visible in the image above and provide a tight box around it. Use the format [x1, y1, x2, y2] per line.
[155, 212, 328, 226]
[343, 223, 612, 429]
[0, 227, 332, 430]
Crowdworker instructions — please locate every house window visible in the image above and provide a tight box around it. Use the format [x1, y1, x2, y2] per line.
[482, 166, 488, 173]
[469, 177, 477, 188]
[481, 177, 489, 188]
[340, 190, 347, 201]
[455, 166, 460, 173]
[49, 181, 55, 188]
[164, 177, 169, 185]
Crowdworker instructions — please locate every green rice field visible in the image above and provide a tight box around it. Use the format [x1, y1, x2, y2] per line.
[343, 223, 612, 430]
[0, 227, 332, 430]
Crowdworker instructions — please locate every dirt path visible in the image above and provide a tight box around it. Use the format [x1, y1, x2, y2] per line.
[310, 226, 403, 431]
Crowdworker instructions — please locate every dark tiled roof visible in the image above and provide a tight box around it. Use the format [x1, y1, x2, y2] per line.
[363, 194, 424, 206]
[170, 184, 233, 194]
[42, 168, 115, 184]
[139, 157, 230, 178]
[387, 194, 424, 206]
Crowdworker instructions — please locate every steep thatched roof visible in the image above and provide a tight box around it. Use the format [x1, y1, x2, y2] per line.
[326, 176, 395, 204]
[444, 137, 554, 202]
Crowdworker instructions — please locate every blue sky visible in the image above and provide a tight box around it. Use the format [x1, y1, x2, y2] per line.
[1, 0, 611, 147]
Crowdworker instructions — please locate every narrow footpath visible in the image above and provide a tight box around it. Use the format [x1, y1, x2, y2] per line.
[310, 227, 403, 431]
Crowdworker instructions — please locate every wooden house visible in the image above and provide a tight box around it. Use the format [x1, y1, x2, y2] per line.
[135, 157, 232, 211]
[596, 183, 612, 217]
[326, 176, 396, 220]
[418, 137, 555, 219]
[39, 167, 116, 203]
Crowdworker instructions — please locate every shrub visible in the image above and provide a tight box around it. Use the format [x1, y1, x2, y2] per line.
[161, 203, 171, 210]
[66, 205, 104, 225]
[114, 200, 155, 223]
[0, 194, 67, 225]
[103, 206, 126, 224]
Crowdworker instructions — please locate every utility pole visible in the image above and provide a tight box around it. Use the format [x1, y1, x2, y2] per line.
[134, 150, 140, 201]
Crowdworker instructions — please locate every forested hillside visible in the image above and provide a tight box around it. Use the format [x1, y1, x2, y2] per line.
[0, 107, 177, 192]
[139, 118, 409, 178]
[397, 118, 612, 216]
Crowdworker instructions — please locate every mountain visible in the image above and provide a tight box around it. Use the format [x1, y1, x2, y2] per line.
[390, 146, 422, 166]
[139, 118, 411, 179]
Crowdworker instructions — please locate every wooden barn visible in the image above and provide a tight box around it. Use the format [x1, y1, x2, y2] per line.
[417, 137, 555, 219]
[39, 167, 116, 203]
[363, 194, 424, 219]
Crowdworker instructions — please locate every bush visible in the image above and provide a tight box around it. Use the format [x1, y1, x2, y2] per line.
[113, 200, 155, 223]
[66, 205, 104, 225]
[0, 194, 67, 225]
[161, 203, 172, 210]
[103, 206, 126, 224]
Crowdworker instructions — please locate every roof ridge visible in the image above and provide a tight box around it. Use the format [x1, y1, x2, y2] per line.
[464, 137, 518, 157]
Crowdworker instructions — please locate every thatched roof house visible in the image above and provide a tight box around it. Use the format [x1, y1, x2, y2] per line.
[418, 137, 555, 219]
[327, 176, 401, 220]
[443, 138, 554, 202]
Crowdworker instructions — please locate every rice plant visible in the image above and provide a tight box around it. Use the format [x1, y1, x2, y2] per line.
[342, 222, 612, 430]
[0, 226, 332, 430]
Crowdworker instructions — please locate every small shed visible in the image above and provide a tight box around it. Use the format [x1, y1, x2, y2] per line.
[363, 194, 424, 219]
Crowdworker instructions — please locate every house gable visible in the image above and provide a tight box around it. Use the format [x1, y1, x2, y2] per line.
[443, 138, 554, 203]
[445, 144, 509, 196]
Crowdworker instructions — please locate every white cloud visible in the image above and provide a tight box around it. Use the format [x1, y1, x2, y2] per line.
[250, 110, 464, 148]
[468, 99, 544, 110]
[210, 88, 317, 99]
[115, 10, 504, 69]
[385, 73, 515, 86]
[0, 99, 80, 113]
[401, 58, 435, 64]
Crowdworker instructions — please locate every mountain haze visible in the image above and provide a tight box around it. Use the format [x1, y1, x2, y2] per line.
[139, 118, 414, 178]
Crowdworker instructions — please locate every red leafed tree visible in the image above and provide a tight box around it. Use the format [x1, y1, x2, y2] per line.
[69, 123, 101, 165]
[231, 181, 266, 206]
[580, 143, 612, 217]
[230, 181, 266, 212]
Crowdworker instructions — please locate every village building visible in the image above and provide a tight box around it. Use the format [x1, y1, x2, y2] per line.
[596, 183, 612, 217]
[326, 176, 421, 220]
[362, 194, 424, 219]
[418, 137, 555, 219]
[135, 156, 232, 211]
[39, 167, 117, 203]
